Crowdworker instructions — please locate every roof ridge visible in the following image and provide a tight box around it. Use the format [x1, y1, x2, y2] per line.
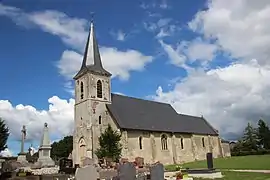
[177, 113, 202, 119]
[111, 93, 171, 105]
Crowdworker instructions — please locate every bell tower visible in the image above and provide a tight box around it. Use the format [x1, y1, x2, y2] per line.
[72, 19, 112, 166]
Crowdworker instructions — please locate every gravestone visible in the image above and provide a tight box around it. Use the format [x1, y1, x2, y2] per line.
[75, 164, 99, 180]
[206, 152, 213, 169]
[118, 162, 136, 180]
[150, 163, 164, 180]
[82, 157, 94, 167]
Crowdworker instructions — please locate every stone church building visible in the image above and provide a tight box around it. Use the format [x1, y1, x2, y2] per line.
[72, 20, 231, 166]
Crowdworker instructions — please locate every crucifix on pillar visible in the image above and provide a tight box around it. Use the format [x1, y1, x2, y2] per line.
[17, 125, 27, 163]
[20, 125, 26, 153]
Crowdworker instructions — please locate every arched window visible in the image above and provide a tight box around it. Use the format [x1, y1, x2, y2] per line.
[80, 82, 84, 99]
[161, 134, 168, 150]
[180, 138, 184, 149]
[139, 136, 143, 150]
[99, 116, 102, 124]
[202, 137, 205, 147]
[97, 80, 102, 98]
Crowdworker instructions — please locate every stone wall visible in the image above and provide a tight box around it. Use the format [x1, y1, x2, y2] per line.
[120, 130, 224, 165]
[221, 142, 231, 157]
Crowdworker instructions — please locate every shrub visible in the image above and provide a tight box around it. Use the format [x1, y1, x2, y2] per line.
[231, 149, 270, 156]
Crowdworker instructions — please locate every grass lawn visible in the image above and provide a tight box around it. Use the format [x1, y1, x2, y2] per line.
[193, 171, 270, 180]
[165, 155, 270, 171]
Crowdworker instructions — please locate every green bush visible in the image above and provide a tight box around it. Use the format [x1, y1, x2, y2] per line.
[231, 149, 270, 156]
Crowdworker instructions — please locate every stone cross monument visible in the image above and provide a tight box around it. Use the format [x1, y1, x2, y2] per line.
[37, 123, 55, 167]
[17, 125, 28, 163]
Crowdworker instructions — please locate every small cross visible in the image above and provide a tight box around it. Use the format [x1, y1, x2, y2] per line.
[90, 12, 95, 23]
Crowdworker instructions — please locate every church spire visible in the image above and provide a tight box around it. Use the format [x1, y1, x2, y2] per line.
[83, 20, 102, 67]
[74, 16, 111, 79]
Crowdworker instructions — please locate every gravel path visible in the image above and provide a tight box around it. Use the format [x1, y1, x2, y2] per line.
[230, 169, 270, 174]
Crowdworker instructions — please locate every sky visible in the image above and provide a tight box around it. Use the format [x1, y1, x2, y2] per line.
[1, 0, 270, 157]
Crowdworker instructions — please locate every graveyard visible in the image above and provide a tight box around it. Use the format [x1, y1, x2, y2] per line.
[0, 121, 269, 179]
[1, 150, 270, 180]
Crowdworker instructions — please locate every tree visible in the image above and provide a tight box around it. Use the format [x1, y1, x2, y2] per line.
[241, 122, 258, 151]
[51, 135, 73, 160]
[257, 119, 270, 149]
[0, 117, 9, 152]
[95, 125, 122, 162]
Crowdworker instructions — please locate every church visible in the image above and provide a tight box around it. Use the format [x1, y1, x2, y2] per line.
[72, 20, 231, 166]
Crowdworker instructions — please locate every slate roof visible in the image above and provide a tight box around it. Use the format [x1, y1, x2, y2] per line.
[221, 139, 230, 143]
[106, 93, 218, 136]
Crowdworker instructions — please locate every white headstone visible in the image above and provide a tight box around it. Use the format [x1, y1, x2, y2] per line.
[37, 122, 55, 167]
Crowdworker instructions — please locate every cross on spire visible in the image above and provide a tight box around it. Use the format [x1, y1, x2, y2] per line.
[90, 12, 95, 23]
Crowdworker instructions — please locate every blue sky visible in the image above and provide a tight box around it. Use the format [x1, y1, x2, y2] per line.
[1, 0, 270, 156]
[0, 0, 207, 108]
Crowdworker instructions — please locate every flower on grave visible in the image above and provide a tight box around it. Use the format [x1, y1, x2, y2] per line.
[175, 171, 183, 180]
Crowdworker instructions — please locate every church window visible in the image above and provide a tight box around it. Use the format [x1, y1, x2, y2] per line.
[97, 80, 102, 98]
[180, 138, 184, 149]
[139, 136, 143, 150]
[202, 137, 205, 147]
[80, 82, 84, 99]
[99, 116, 102, 124]
[161, 134, 168, 150]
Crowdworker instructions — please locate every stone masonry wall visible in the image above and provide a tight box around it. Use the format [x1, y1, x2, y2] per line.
[119, 129, 224, 165]
[222, 142, 231, 157]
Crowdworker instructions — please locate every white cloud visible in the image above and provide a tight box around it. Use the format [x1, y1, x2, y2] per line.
[159, 40, 187, 68]
[159, 38, 218, 69]
[153, 59, 270, 139]
[189, 0, 270, 66]
[116, 30, 126, 41]
[159, 0, 169, 9]
[140, 0, 170, 10]
[156, 28, 170, 38]
[185, 38, 218, 63]
[144, 18, 178, 36]
[0, 148, 13, 157]
[58, 48, 153, 81]
[28, 10, 88, 51]
[0, 96, 74, 141]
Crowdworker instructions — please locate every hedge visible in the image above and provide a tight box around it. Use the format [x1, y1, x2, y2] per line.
[231, 149, 270, 156]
